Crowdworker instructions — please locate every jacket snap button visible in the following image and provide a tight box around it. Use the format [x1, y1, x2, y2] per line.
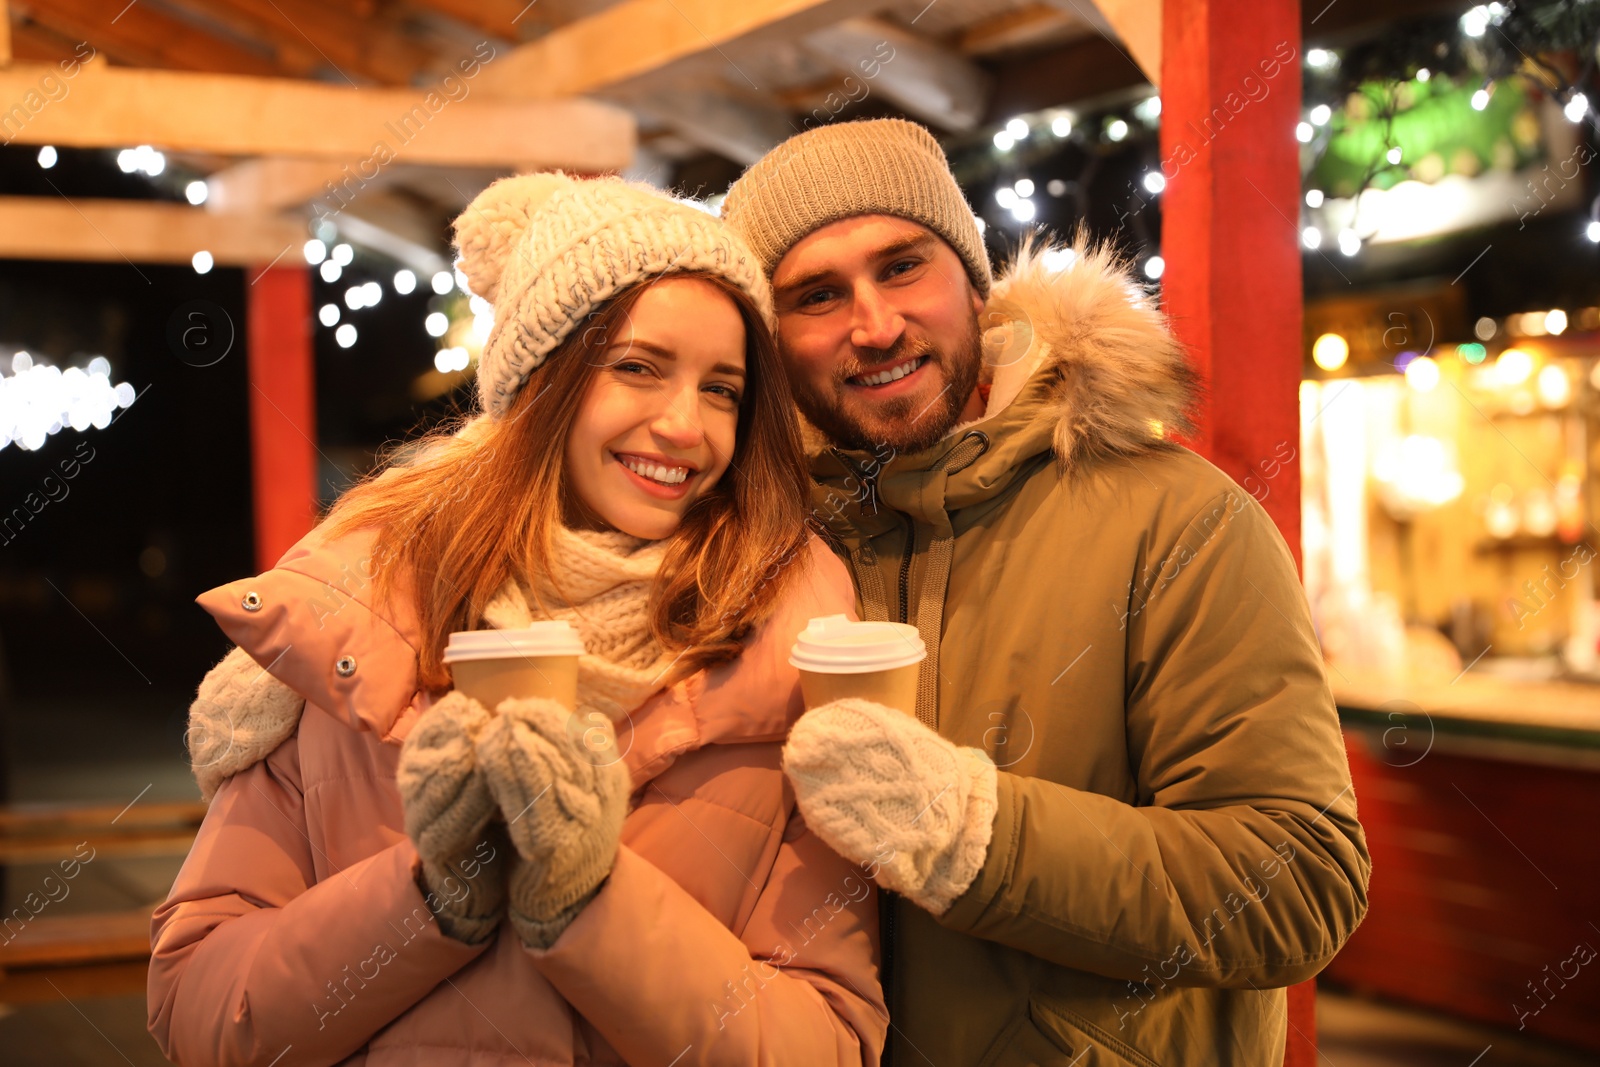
[241, 591, 262, 612]
[335, 655, 357, 677]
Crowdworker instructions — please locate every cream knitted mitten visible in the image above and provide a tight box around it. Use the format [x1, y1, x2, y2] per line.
[397, 692, 509, 945]
[781, 698, 999, 916]
[474, 696, 632, 949]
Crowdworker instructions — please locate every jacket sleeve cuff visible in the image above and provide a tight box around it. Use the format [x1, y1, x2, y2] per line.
[936, 768, 1019, 932]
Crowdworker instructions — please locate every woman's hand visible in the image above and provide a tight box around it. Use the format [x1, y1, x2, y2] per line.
[397, 691, 510, 944]
[475, 697, 632, 949]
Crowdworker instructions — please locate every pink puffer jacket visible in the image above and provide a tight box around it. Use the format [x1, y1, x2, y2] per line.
[146, 522, 885, 1067]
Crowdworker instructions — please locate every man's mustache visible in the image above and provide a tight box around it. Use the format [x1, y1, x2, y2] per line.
[838, 336, 937, 383]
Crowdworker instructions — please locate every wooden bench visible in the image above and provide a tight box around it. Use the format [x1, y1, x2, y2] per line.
[0, 800, 206, 1003]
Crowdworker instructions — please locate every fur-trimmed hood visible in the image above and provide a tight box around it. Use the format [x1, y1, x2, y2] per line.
[809, 233, 1199, 522]
[969, 234, 1198, 472]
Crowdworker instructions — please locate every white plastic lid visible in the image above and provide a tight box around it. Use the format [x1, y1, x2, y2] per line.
[443, 621, 586, 663]
[789, 614, 926, 674]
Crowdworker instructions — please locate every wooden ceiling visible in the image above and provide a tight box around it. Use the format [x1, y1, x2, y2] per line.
[0, 0, 1156, 268]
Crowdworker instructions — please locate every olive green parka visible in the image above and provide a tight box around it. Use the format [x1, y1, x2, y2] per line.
[807, 240, 1370, 1067]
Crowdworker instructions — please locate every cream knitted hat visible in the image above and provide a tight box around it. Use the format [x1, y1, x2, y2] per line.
[451, 172, 775, 419]
[721, 117, 992, 298]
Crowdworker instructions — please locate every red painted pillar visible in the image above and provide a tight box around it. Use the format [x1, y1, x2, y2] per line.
[246, 265, 318, 574]
[1159, 2, 1315, 1065]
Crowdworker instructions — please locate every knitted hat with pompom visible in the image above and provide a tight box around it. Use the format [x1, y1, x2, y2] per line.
[450, 172, 774, 419]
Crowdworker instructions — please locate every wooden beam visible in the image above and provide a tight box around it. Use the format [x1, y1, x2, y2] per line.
[984, 32, 1147, 122]
[803, 17, 991, 132]
[623, 86, 795, 165]
[957, 3, 1089, 56]
[408, 0, 549, 40]
[200, 0, 432, 85]
[150, 0, 325, 78]
[23, 0, 286, 77]
[0, 197, 305, 266]
[0, 63, 635, 170]
[471, 0, 875, 100]
[205, 157, 370, 215]
[6, 17, 81, 65]
[1081, 0, 1161, 85]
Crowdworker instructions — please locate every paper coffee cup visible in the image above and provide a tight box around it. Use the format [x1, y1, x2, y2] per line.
[789, 614, 926, 715]
[444, 621, 585, 711]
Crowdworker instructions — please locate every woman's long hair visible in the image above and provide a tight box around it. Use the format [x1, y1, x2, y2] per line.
[316, 271, 812, 692]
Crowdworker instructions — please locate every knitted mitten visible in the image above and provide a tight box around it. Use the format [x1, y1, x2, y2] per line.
[474, 697, 631, 949]
[781, 697, 999, 916]
[397, 691, 509, 945]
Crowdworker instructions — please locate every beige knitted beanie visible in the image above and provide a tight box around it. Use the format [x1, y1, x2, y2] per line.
[451, 172, 775, 420]
[721, 117, 992, 298]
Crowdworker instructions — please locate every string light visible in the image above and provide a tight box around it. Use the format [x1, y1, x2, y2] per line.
[1405, 355, 1440, 391]
[37, 146, 57, 169]
[1313, 333, 1349, 370]
[318, 304, 340, 327]
[191, 251, 213, 274]
[431, 271, 455, 295]
[185, 181, 208, 205]
[1305, 189, 1325, 208]
[425, 312, 450, 338]
[1106, 119, 1129, 142]
[1309, 104, 1332, 126]
[393, 269, 417, 295]
[1302, 226, 1323, 250]
[303, 239, 327, 265]
[1051, 114, 1073, 137]
[1296, 122, 1314, 143]
[0, 352, 136, 451]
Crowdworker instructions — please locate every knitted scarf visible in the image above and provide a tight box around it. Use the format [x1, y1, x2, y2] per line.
[480, 525, 675, 721]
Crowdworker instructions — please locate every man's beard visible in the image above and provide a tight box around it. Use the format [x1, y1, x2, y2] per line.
[792, 311, 984, 457]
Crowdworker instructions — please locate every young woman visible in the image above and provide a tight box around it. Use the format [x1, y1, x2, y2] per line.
[147, 174, 885, 1066]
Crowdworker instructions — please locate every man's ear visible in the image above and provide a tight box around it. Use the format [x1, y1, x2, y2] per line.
[969, 282, 985, 317]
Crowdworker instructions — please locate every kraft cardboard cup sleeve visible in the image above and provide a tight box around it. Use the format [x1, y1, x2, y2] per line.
[789, 614, 927, 715]
[444, 621, 585, 711]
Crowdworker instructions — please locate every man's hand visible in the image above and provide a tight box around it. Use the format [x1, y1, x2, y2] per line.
[781, 698, 999, 915]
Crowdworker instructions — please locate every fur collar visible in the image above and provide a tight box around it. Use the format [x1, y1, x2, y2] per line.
[967, 234, 1198, 473]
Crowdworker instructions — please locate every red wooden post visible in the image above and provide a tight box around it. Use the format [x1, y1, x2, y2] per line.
[1159, 1, 1316, 1064]
[246, 265, 318, 573]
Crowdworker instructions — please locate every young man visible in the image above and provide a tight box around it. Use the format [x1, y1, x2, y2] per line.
[722, 118, 1370, 1066]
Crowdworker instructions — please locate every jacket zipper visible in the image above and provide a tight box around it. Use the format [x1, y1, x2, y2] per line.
[883, 517, 916, 1066]
[896, 520, 913, 627]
